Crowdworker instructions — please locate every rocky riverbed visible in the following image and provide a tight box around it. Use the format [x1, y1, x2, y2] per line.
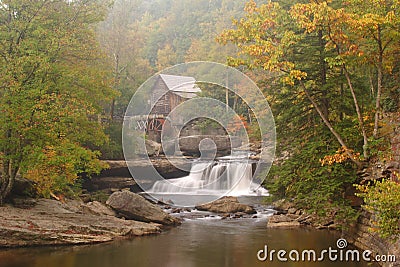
[0, 193, 261, 248]
[0, 191, 182, 248]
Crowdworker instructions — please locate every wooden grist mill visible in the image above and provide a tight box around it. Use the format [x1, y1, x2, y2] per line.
[130, 74, 201, 142]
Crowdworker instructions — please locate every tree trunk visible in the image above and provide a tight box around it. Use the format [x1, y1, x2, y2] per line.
[318, 29, 329, 119]
[369, 70, 375, 98]
[225, 70, 229, 112]
[110, 98, 115, 121]
[373, 26, 384, 139]
[0, 160, 16, 206]
[111, 53, 120, 121]
[343, 66, 369, 159]
[299, 81, 362, 167]
[233, 94, 238, 111]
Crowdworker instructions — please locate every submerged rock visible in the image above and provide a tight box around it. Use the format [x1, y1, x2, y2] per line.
[0, 199, 160, 248]
[195, 196, 256, 214]
[106, 191, 181, 226]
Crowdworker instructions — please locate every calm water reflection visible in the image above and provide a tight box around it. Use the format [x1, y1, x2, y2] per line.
[0, 218, 375, 267]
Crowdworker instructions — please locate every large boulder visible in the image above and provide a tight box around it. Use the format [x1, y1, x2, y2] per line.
[106, 191, 181, 226]
[11, 177, 35, 197]
[179, 135, 241, 155]
[80, 201, 116, 216]
[95, 159, 191, 180]
[195, 196, 256, 214]
[0, 199, 160, 248]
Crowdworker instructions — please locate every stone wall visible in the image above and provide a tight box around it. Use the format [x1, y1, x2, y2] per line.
[347, 114, 400, 267]
[390, 114, 400, 163]
[344, 211, 400, 267]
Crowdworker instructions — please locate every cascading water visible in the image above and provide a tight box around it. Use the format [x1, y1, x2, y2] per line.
[150, 152, 268, 196]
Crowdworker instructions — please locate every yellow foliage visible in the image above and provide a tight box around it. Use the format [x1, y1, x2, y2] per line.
[320, 147, 360, 166]
[24, 146, 79, 197]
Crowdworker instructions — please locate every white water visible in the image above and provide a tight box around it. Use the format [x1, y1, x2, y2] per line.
[150, 154, 269, 196]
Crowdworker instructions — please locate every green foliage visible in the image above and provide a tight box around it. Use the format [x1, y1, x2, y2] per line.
[195, 118, 225, 135]
[0, 0, 115, 202]
[98, 0, 250, 120]
[99, 123, 124, 160]
[356, 180, 400, 241]
[382, 96, 398, 113]
[218, 0, 400, 233]
[368, 136, 392, 162]
[267, 133, 359, 225]
[89, 190, 110, 204]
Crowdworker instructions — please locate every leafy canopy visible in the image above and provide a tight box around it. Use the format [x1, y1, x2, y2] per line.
[0, 0, 115, 200]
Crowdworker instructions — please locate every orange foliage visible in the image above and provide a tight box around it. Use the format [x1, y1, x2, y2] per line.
[320, 147, 360, 166]
[227, 115, 248, 134]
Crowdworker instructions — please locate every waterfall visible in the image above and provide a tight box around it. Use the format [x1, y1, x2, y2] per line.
[150, 153, 267, 196]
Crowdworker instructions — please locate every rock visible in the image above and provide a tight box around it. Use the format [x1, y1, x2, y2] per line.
[221, 213, 230, 219]
[268, 214, 296, 223]
[267, 214, 301, 228]
[106, 191, 181, 226]
[165, 199, 175, 205]
[97, 158, 191, 180]
[195, 196, 256, 214]
[275, 210, 287, 215]
[80, 201, 116, 216]
[178, 135, 241, 155]
[233, 212, 247, 218]
[272, 199, 295, 212]
[171, 208, 182, 213]
[10, 177, 35, 197]
[79, 193, 92, 203]
[267, 221, 301, 228]
[84, 177, 136, 192]
[288, 207, 297, 214]
[0, 199, 161, 248]
[160, 140, 176, 155]
[10, 197, 37, 209]
[328, 224, 339, 230]
[145, 139, 161, 157]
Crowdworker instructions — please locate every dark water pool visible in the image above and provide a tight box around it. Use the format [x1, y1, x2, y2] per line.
[0, 215, 376, 267]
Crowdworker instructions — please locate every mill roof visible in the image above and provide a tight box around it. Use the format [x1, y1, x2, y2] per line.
[159, 74, 200, 98]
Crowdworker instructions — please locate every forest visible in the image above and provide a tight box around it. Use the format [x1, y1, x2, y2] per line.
[0, 0, 399, 241]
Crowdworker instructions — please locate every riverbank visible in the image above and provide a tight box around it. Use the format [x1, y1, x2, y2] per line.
[0, 193, 262, 249]
[0, 205, 375, 267]
[1, 192, 398, 267]
[0, 193, 179, 248]
[267, 199, 400, 267]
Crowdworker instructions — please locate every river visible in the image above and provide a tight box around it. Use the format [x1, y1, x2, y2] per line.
[0, 209, 376, 267]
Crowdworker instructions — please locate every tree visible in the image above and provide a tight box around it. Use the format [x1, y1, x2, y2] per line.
[291, 0, 400, 159]
[97, 0, 154, 120]
[218, 0, 399, 166]
[218, 0, 400, 225]
[0, 0, 115, 203]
